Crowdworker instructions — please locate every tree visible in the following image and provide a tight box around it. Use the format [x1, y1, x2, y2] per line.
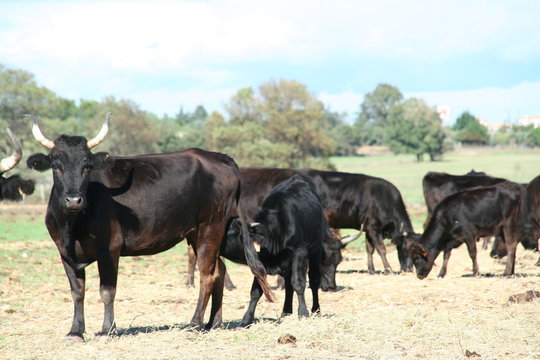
[206, 79, 335, 169]
[355, 83, 403, 145]
[453, 111, 489, 145]
[86, 97, 161, 156]
[385, 98, 446, 161]
[0, 64, 74, 148]
[324, 110, 357, 156]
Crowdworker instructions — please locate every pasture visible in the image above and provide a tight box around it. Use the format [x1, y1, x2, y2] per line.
[1, 148, 539, 360]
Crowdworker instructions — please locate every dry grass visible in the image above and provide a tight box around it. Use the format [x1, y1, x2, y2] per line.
[1, 221, 539, 360]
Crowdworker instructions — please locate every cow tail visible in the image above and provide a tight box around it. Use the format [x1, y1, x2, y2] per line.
[239, 205, 276, 302]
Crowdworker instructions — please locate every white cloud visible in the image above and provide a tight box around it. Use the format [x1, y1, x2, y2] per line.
[0, 1, 539, 119]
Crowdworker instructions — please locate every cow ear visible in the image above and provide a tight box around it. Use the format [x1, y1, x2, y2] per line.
[408, 242, 428, 259]
[26, 153, 51, 172]
[92, 152, 115, 169]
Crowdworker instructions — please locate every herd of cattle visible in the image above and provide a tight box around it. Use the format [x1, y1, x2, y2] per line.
[1, 113, 538, 340]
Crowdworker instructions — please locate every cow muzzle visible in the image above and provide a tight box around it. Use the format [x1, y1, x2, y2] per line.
[64, 194, 85, 211]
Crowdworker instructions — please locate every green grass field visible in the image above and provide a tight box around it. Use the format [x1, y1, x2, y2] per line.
[332, 147, 540, 207]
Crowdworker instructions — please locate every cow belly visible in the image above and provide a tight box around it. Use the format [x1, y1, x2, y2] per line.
[121, 235, 184, 256]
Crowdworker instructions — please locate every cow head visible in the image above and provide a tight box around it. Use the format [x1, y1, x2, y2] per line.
[0, 128, 35, 201]
[26, 113, 114, 212]
[407, 241, 432, 279]
[320, 231, 343, 291]
[392, 230, 421, 272]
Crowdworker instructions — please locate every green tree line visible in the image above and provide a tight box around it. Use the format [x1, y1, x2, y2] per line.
[1, 64, 537, 175]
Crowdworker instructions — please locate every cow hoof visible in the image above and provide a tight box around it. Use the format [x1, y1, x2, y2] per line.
[65, 333, 85, 343]
[239, 319, 253, 327]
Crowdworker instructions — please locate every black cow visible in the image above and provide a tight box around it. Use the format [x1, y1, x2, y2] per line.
[297, 169, 417, 274]
[26, 114, 274, 340]
[221, 175, 333, 326]
[186, 167, 349, 291]
[1, 128, 35, 200]
[422, 171, 506, 228]
[489, 177, 540, 259]
[409, 181, 529, 279]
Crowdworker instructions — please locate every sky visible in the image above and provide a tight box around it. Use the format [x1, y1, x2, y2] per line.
[1, 0, 539, 125]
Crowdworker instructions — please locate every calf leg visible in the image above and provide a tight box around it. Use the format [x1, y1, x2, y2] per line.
[281, 275, 294, 316]
[308, 256, 321, 314]
[240, 277, 263, 326]
[291, 250, 309, 318]
[437, 249, 452, 278]
[62, 259, 86, 340]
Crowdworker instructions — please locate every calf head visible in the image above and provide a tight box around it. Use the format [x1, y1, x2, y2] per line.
[407, 241, 432, 279]
[320, 232, 343, 291]
[26, 113, 114, 212]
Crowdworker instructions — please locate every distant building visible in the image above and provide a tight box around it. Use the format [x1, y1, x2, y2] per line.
[478, 118, 509, 134]
[516, 114, 540, 128]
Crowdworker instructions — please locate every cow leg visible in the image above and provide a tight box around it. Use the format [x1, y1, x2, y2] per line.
[240, 277, 263, 327]
[502, 228, 518, 276]
[365, 236, 376, 274]
[205, 257, 225, 329]
[62, 259, 86, 340]
[465, 238, 479, 276]
[223, 263, 236, 290]
[368, 233, 394, 274]
[190, 228, 225, 330]
[291, 250, 309, 318]
[308, 256, 321, 315]
[437, 249, 452, 278]
[281, 275, 294, 316]
[185, 244, 196, 287]
[96, 249, 120, 336]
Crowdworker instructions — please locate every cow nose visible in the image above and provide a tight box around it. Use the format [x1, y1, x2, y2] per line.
[65, 195, 84, 210]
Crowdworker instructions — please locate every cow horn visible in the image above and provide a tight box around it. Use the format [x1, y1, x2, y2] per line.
[250, 222, 261, 227]
[340, 232, 362, 246]
[0, 128, 22, 172]
[26, 114, 55, 149]
[87, 112, 111, 149]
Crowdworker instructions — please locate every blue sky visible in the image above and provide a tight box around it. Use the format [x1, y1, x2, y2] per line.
[1, 0, 539, 125]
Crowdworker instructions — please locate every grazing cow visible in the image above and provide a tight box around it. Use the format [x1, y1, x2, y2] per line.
[26, 114, 273, 339]
[221, 175, 334, 326]
[409, 181, 529, 279]
[297, 169, 417, 274]
[422, 171, 506, 228]
[1, 128, 35, 200]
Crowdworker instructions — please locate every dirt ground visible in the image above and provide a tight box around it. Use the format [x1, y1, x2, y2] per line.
[0, 205, 539, 360]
